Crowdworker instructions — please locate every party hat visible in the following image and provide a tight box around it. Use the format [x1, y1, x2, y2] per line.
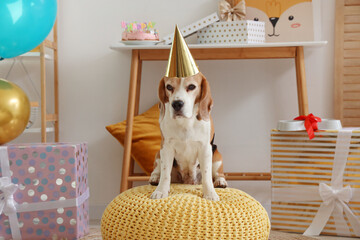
[165, 25, 199, 78]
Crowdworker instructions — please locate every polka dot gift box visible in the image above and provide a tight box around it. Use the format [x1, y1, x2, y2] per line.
[197, 20, 265, 44]
[0, 143, 89, 240]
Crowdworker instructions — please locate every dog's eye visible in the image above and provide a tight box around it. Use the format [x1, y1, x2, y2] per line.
[166, 85, 173, 91]
[288, 15, 294, 21]
[187, 84, 196, 91]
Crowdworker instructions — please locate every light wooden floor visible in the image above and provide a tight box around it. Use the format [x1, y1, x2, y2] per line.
[314, 236, 355, 240]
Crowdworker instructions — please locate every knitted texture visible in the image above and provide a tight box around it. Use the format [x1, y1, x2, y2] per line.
[101, 184, 270, 240]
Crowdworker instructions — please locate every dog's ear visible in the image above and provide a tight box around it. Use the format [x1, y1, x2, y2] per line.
[158, 77, 168, 120]
[197, 74, 213, 121]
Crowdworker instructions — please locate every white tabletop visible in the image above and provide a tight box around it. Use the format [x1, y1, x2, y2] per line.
[110, 41, 327, 51]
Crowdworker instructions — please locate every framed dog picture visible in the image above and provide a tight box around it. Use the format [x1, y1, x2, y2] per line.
[245, 0, 315, 42]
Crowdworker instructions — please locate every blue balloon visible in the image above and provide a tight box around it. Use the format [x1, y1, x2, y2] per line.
[0, 0, 57, 59]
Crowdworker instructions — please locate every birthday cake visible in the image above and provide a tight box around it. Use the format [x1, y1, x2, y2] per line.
[121, 21, 159, 41]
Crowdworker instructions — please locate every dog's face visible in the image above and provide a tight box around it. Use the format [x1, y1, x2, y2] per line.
[163, 75, 201, 119]
[158, 73, 213, 121]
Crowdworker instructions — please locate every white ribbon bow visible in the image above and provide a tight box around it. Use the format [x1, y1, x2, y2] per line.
[219, 0, 246, 22]
[0, 177, 18, 215]
[304, 183, 360, 236]
[319, 183, 352, 205]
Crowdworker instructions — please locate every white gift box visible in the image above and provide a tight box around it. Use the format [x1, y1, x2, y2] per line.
[271, 129, 360, 237]
[162, 12, 219, 45]
[197, 20, 265, 44]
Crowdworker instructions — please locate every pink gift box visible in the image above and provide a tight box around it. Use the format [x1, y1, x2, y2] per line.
[0, 143, 89, 240]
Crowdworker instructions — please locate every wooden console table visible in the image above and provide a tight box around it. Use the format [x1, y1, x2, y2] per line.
[110, 41, 327, 193]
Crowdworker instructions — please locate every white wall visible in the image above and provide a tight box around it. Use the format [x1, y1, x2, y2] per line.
[2, 0, 337, 220]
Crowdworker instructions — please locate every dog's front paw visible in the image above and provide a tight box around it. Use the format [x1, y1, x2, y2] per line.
[149, 174, 160, 186]
[150, 190, 168, 199]
[214, 177, 228, 188]
[203, 190, 220, 201]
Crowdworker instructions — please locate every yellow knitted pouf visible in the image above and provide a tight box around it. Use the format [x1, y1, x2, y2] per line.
[101, 184, 270, 240]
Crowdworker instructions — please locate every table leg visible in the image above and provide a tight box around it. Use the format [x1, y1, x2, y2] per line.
[128, 58, 143, 189]
[295, 46, 309, 116]
[120, 50, 140, 193]
[134, 59, 143, 116]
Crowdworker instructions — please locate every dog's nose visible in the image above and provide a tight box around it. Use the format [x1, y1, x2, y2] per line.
[172, 100, 184, 111]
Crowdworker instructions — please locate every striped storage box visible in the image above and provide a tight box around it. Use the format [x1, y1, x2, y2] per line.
[271, 129, 360, 237]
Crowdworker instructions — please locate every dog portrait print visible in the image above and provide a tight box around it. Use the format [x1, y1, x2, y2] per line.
[245, 0, 314, 42]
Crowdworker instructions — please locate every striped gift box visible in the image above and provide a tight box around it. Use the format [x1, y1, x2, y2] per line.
[271, 129, 360, 237]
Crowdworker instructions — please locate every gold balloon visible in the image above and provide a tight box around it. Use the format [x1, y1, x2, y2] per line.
[0, 79, 30, 145]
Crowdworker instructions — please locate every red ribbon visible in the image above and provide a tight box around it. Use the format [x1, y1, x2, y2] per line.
[294, 114, 322, 140]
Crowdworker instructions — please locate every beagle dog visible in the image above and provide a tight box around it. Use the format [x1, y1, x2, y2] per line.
[149, 72, 227, 201]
